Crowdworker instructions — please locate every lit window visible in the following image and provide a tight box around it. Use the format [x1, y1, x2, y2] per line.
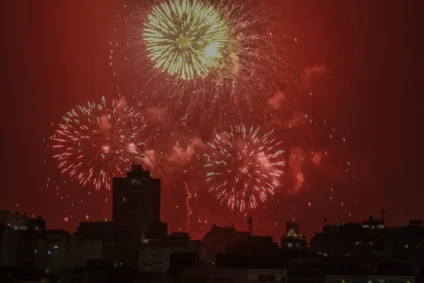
[369, 241, 373, 245]
[287, 243, 293, 248]
[405, 244, 409, 249]
[34, 249, 37, 254]
[54, 245, 59, 249]
[48, 250, 51, 255]
[132, 180, 140, 185]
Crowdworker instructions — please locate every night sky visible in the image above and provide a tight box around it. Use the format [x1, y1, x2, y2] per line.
[1, 0, 423, 238]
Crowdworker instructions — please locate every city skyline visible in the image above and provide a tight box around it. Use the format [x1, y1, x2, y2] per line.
[1, 161, 423, 280]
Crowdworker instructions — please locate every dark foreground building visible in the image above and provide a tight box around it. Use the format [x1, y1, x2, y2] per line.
[113, 164, 161, 243]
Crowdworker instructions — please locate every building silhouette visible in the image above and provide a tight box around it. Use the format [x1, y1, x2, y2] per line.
[0, 210, 45, 231]
[202, 225, 250, 263]
[113, 163, 161, 243]
[2, 176, 424, 282]
[281, 221, 307, 250]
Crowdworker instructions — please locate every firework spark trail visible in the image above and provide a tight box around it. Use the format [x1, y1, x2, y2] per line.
[204, 125, 285, 212]
[184, 182, 192, 233]
[50, 96, 147, 190]
[111, 0, 293, 124]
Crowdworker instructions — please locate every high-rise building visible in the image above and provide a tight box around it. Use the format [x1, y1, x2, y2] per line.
[113, 164, 161, 242]
[280, 221, 307, 250]
[285, 221, 300, 237]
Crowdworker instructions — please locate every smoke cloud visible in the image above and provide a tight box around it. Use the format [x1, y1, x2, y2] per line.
[299, 65, 331, 90]
[288, 148, 304, 194]
[267, 90, 286, 111]
[257, 152, 271, 169]
[168, 137, 204, 167]
[146, 107, 168, 122]
[99, 115, 109, 133]
[141, 137, 205, 179]
[142, 149, 158, 171]
[312, 152, 324, 166]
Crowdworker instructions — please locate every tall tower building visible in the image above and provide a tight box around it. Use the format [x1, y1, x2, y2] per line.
[280, 221, 307, 249]
[286, 221, 300, 237]
[113, 164, 161, 242]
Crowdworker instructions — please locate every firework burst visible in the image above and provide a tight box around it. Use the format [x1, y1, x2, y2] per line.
[50, 96, 146, 190]
[144, 0, 229, 80]
[204, 125, 285, 211]
[111, 0, 293, 124]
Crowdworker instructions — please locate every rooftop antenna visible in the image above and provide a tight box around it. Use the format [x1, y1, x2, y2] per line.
[247, 216, 253, 235]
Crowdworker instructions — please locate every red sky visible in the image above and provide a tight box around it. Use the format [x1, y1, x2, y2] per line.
[1, 0, 423, 238]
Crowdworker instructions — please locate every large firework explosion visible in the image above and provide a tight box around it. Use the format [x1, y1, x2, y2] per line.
[144, 0, 229, 80]
[49, 96, 146, 190]
[111, 0, 293, 125]
[177, 116, 361, 238]
[203, 125, 285, 211]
